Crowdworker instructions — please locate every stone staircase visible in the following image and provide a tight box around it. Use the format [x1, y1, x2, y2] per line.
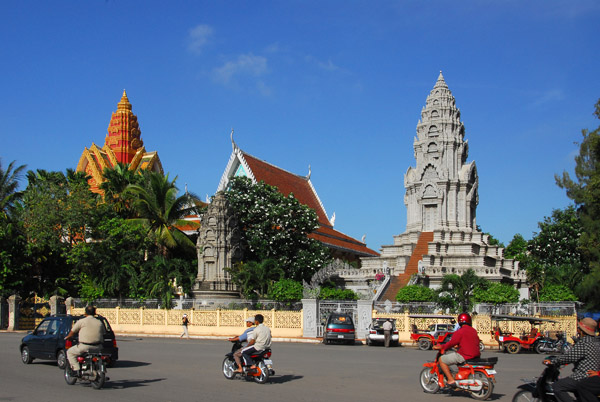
[379, 231, 434, 301]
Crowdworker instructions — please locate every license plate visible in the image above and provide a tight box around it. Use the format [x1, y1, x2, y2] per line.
[486, 369, 497, 375]
[263, 359, 273, 365]
[338, 335, 344, 338]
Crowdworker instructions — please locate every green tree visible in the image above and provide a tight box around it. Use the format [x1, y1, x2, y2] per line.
[555, 99, 600, 309]
[126, 171, 201, 256]
[538, 284, 578, 302]
[268, 279, 303, 302]
[504, 233, 528, 260]
[396, 284, 436, 302]
[437, 269, 487, 313]
[473, 282, 520, 305]
[100, 163, 143, 218]
[225, 259, 284, 299]
[526, 206, 586, 300]
[0, 159, 26, 221]
[67, 217, 150, 300]
[225, 177, 331, 282]
[138, 255, 196, 308]
[0, 219, 27, 297]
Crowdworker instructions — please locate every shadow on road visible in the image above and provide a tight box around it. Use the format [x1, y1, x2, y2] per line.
[112, 360, 151, 368]
[269, 374, 303, 384]
[104, 378, 165, 389]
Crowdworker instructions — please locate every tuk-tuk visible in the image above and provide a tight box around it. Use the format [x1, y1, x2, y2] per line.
[409, 314, 458, 350]
[491, 314, 558, 354]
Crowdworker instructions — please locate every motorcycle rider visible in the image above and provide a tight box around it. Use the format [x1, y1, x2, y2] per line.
[235, 314, 272, 373]
[544, 317, 600, 402]
[433, 313, 481, 388]
[229, 316, 255, 370]
[65, 305, 105, 375]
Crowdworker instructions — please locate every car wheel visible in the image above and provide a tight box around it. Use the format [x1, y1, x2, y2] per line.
[418, 338, 432, 351]
[57, 349, 67, 370]
[21, 346, 33, 364]
[479, 341, 485, 353]
[506, 341, 521, 354]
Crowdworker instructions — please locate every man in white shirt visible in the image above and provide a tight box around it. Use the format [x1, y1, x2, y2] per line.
[382, 319, 393, 347]
[236, 314, 272, 373]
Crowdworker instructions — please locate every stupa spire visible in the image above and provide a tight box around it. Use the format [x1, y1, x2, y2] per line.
[434, 70, 448, 89]
[117, 89, 132, 111]
[105, 90, 143, 164]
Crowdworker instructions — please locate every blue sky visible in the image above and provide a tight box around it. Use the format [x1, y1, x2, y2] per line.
[1, 1, 599, 251]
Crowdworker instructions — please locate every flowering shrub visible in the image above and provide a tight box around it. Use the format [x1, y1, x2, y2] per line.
[225, 177, 331, 282]
[375, 272, 385, 281]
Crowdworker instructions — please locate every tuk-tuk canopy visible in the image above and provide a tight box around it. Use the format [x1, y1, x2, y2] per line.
[491, 314, 558, 324]
[409, 314, 455, 320]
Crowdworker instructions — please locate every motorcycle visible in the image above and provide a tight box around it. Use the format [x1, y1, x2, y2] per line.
[534, 333, 572, 355]
[420, 351, 497, 400]
[222, 340, 274, 384]
[512, 355, 563, 401]
[64, 352, 109, 389]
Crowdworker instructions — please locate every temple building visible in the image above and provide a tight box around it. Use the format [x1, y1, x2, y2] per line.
[360, 72, 527, 300]
[193, 137, 379, 297]
[76, 90, 163, 194]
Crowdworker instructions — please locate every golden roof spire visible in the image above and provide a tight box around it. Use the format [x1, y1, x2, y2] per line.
[117, 89, 132, 111]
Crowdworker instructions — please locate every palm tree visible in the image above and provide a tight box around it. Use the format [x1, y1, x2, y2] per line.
[125, 171, 202, 255]
[0, 159, 26, 220]
[438, 269, 487, 313]
[100, 163, 141, 217]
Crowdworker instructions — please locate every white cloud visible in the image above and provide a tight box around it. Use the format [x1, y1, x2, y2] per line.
[305, 55, 341, 72]
[213, 53, 268, 84]
[532, 89, 565, 107]
[188, 24, 214, 54]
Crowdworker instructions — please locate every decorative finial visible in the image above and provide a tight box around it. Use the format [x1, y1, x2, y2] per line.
[307, 164, 312, 180]
[206, 194, 210, 203]
[361, 234, 366, 243]
[185, 183, 188, 194]
[330, 212, 336, 227]
[117, 89, 132, 111]
[230, 128, 238, 151]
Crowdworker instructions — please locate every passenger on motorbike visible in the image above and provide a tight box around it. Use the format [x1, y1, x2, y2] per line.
[544, 318, 600, 402]
[65, 306, 105, 376]
[235, 314, 272, 373]
[433, 313, 480, 388]
[229, 316, 255, 369]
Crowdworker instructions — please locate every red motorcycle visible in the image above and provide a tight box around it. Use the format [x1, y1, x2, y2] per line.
[420, 351, 498, 400]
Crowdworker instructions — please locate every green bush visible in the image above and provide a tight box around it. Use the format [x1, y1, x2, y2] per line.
[539, 284, 578, 301]
[473, 282, 520, 304]
[319, 287, 358, 300]
[268, 279, 303, 302]
[395, 285, 436, 302]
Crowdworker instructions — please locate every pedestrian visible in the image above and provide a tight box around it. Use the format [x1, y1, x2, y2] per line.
[383, 319, 393, 347]
[181, 314, 190, 339]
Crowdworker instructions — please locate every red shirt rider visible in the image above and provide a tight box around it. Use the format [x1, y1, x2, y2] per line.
[441, 322, 481, 360]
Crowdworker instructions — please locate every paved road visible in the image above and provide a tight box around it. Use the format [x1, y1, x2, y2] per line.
[1, 332, 563, 401]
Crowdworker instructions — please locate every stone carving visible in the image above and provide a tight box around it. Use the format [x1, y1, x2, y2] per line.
[193, 192, 242, 297]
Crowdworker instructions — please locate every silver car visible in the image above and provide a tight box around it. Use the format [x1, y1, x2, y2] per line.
[366, 318, 399, 346]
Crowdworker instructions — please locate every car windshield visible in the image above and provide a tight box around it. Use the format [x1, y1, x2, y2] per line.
[330, 315, 353, 325]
